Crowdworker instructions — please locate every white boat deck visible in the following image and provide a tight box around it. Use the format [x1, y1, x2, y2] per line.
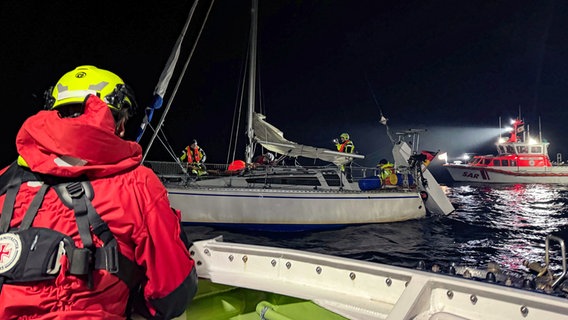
[190, 236, 568, 320]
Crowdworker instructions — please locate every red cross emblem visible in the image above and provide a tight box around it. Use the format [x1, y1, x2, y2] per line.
[0, 244, 11, 263]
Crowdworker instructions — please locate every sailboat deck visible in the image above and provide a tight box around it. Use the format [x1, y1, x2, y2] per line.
[145, 160, 419, 193]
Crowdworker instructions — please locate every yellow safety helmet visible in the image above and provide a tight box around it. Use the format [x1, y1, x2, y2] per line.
[44, 65, 137, 116]
[340, 132, 350, 140]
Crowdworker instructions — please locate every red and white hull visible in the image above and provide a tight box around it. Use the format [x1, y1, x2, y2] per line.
[444, 164, 568, 184]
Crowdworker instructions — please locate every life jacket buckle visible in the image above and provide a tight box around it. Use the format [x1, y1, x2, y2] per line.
[105, 245, 120, 274]
[65, 182, 85, 198]
[69, 248, 93, 276]
[46, 241, 66, 275]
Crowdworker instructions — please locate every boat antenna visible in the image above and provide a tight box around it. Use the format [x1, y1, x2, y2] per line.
[364, 72, 394, 144]
[539, 116, 542, 142]
[142, 0, 215, 162]
[498, 116, 502, 140]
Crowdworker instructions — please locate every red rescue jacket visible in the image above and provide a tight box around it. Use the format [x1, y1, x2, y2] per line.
[0, 96, 195, 319]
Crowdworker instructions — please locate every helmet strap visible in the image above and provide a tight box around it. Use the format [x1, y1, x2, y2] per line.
[115, 117, 127, 138]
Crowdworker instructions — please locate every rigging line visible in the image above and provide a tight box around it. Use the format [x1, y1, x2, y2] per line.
[226, 44, 249, 165]
[158, 128, 184, 165]
[142, 123, 186, 170]
[142, 0, 215, 162]
[364, 71, 384, 118]
[138, 0, 199, 144]
[364, 72, 394, 144]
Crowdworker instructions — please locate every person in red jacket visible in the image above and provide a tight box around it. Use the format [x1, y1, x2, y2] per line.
[0, 65, 197, 319]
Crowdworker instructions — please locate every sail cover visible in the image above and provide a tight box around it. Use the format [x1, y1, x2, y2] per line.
[252, 112, 364, 166]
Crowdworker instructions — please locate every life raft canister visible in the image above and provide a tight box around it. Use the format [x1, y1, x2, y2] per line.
[384, 173, 398, 185]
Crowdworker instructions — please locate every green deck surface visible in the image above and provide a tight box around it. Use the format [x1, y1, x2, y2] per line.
[183, 279, 348, 320]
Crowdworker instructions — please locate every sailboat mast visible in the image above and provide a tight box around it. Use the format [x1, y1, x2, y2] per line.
[245, 0, 258, 164]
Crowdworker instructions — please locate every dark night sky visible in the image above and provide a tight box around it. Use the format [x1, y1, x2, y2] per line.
[2, 0, 568, 172]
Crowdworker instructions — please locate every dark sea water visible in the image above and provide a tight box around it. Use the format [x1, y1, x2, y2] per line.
[183, 183, 568, 277]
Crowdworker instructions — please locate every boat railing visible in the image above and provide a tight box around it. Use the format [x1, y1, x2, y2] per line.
[524, 234, 568, 290]
[144, 160, 410, 185]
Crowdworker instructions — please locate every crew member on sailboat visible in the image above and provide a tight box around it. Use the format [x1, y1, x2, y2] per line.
[378, 158, 395, 180]
[253, 152, 275, 166]
[334, 132, 355, 181]
[180, 139, 207, 176]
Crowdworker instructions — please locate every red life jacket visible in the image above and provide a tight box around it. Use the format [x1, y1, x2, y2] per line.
[186, 146, 202, 163]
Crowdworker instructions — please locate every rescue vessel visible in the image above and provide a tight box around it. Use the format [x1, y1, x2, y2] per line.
[444, 117, 568, 184]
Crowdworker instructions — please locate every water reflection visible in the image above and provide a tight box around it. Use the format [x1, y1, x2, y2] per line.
[446, 183, 568, 272]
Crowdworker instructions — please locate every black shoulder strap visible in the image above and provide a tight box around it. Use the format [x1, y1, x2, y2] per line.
[19, 183, 50, 230]
[0, 163, 142, 290]
[0, 163, 43, 232]
[54, 181, 143, 289]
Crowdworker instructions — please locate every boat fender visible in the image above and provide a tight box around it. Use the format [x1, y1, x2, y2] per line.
[449, 265, 456, 275]
[486, 272, 496, 282]
[523, 278, 536, 290]
[417, 261, 426, 270]
[420, 191, 428, 201]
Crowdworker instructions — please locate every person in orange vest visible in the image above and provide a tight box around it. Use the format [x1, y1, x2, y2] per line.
[180, 139, 207, 175]
[333, 132, 355, 182]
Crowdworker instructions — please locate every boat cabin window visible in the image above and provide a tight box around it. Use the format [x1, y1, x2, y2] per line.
[483, 158, 491, 165]
[322, 172, 342, 187]
[246, 177, 322, 187]
[505, 145, 515, 154]
[492, 159, 504, 166]
[516, 145, 528, 154]
[530, 146, 542, 154]
[494, 159, 510, 166]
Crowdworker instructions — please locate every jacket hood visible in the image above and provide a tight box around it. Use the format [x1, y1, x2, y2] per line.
[16, 95, 142, 178]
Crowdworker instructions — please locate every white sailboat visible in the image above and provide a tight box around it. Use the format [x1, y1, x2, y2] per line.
[143, 0, 454, 232]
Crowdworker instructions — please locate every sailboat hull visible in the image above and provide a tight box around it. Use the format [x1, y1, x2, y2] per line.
[169, 187, 426, 232]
